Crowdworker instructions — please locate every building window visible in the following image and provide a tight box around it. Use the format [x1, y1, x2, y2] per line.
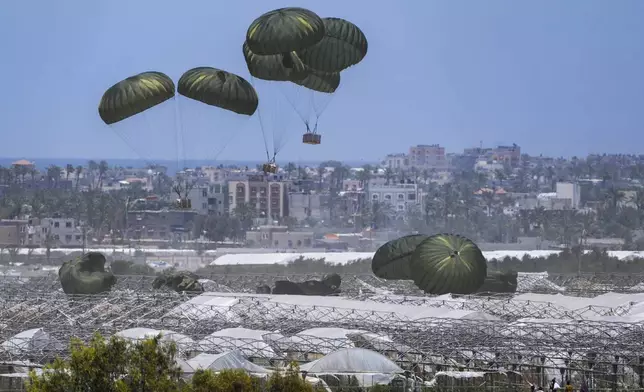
[65, 235, 72, 242]
[274, 240, 279, 246]
[75, 235, 81, 241]
[384, 194, 392, 201]
[288, 240, 293, 248]
[54, 222, 60, 228]
[54, 234, 60, 240]
[398, 193, 405, 200]
[408, 193, 416, 201]
[66, 221, 72, 228]
[372, 194, 379, 200]
[297, 240, 302, 247]
[202, 189, 208, 197]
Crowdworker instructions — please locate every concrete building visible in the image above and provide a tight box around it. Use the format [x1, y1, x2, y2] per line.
[188, 183, 228, 216]
[36, 217, 85, 247]
[289, 192, 325, 221]
[126, 209, 197, 241]
[228, 174, 288, 219]
[245, 225, 314, 248]
[368, 182, 420, 213]
[382, 153, 409, 170]
[492, 144, 521, 167]
[408, 144, 447, 170]
[556, 182, 581, 209]
[342, 180, 362, 192]
[0, 219, 28, 247]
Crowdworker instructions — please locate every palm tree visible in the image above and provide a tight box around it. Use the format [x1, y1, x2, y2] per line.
[384, 167, 394, 185]
[46, 165, 62, 186]
[357, 165, 372, 189]
[97, 160, 109, 189]
[316, 165, 326, 191]
[285, 162, 297, 179]
[65, 164, 74, 181]
[74, 165, 83, 191]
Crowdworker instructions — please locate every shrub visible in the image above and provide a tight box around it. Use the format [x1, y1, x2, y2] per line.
[27, 335, 319, 392]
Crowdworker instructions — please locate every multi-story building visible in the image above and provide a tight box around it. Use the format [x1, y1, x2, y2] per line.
[245, 225, 314, 248]
[556, 182, 581, 209]
[0, 219, 29, 247]
[382, 153, 409, 170]
[126, 209, 197, 241]
[288, 192, 325, 221]
[408, 144, 448, 170]
[367, 182, 420, 213]
[36, 217, 85, 247]
[188, 183, 229, 216]
[228, 175, 288, 219]
[491, 144, 521, 166]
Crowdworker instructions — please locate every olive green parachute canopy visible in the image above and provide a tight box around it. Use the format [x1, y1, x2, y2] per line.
[242, 42, 307, 82]
[98, 72, 175, 125]
[58, 252, 117, 295]
[291, 69, 340, 93]
[298, 17, 368, 73]
[152, 270, 204, 293]
[410, 233, 487, 295]
[178, 67, 259, 116]
[371, 235, 429, 280]
[246, 7, 325, 55]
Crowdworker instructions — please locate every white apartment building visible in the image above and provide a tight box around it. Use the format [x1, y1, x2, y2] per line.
[382, 153, 409, 170]
[556, 182, 581, 209]
[228, 175, 288, 219]
[367, 182, 420, 213]
[27, 217, 85, 247]
[188, 183, 228, 216]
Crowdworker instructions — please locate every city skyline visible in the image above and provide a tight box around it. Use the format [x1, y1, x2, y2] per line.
[1, 0, 644, 163]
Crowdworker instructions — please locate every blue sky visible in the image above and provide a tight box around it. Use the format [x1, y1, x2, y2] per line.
[1, 0, 643, 164]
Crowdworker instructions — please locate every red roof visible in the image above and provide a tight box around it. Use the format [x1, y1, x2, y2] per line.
[11, 159, 34, 166]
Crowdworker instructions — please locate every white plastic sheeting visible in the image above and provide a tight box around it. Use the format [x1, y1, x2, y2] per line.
[197, 328, 279, 358]
[300, 348, 403, 386]
[1, 328, 65, 355]
[162, 293, 500, 325]
[180, 350, 271, 374]
[210, 253, 374, 266]
[115, 328, 195, 352]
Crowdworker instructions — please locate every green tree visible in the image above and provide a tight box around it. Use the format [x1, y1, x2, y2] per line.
[27, 334, 184, 392]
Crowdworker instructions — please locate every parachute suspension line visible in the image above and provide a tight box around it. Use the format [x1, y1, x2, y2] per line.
[172, 97, 187, 173]
[278, 84, 310, 128]
[110, 125, 157, 169]
[250, 77, 271, 162]
[311, 90, 335, 134]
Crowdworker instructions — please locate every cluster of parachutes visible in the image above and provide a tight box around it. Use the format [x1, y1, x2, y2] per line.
[372, 233, 490, 295]
[372, 233, 519, 294]
[98, 7, 367, 176]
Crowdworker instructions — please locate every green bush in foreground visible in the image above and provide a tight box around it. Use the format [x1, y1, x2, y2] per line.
[27, 333, 317, 392]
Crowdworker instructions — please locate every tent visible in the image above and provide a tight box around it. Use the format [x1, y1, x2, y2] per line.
[300, 348, 404, 387]
[180, 350, 270, 376]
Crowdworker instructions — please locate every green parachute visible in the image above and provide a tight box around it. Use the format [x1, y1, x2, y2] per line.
[177, 67, 259, 116]
[242, 8, 367, 171]
[58, 252, 117, 295]
[410, 233, 488, 295]
[372, 234, 492, 295]
[152, 270, 204, 293]
[297, 17, 368, 73]
[98, 72, 175, 125]
[371, 234, 428, 280]
[245, 7, 325, 55]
